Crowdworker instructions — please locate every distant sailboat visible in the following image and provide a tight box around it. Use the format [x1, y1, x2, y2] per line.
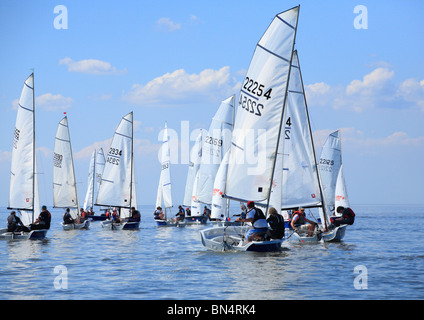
[83, 148, 107, 221]
[96, 112, 139, 230]
[1, 73, 47, 240]
[201, 6, 300, 251]
[155, 122, 182, 226]
[54, 116, 89, 230]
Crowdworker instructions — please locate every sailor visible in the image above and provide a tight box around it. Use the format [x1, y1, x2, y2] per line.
[235, 201, 268, 242]
[63, 208, 75, 225]
[30, 205, 51, 230]
[128, 207, 141, 222]
[154, 206, 164, 220]
[266, 207, 285, 239]
[290, 208, 316, 237]
[7, 211, 24, 232]
[332, 206, 355, 226]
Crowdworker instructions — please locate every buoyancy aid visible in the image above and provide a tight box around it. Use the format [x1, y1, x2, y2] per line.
[343, 208, 355, 219]
[292, 210, 306, 226]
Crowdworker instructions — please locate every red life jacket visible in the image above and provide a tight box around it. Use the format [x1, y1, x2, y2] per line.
[343, 208, 355, 219]
[292, 211, 305, 226]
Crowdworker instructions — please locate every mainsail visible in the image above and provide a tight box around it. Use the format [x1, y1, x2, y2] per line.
[280, 51, 323, 210]
[183, 130, 203, 207]
[83, 148, 106, 210]
[196, 96, 234, 205]
[319, 130, 342, 210]
[156, 122, 173, 213]
[53, 116, 79, 218]
[96, 112, 136, 215]
[225, 6, 300, 204]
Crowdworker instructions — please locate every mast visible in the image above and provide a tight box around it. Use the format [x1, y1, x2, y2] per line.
[32, 71, 35, 223]
[129, 111, 134, 211]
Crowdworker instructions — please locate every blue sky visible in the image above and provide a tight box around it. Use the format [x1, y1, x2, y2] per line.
[1, 0, 423, 208]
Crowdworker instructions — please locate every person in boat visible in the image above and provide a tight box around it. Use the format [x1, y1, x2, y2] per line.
[290, 208, 316, 237]
[88, 208, 94, 216]
[7, 211, 28, 232]
[186, 207, 191, 217]
[240, 204, 247, 219]
[79, 208, 88, 223]
[30, 205, 51, 230]
[203, 206, 211, 219]
[266, 207, 285, 240]
[154, 206, 164, 220]
[174, 205, 185, 222]
[128, 207, 141, 222]
[235, 201, 268, 242]
[63, 208, 75, 225]
[331, 206, 355, 227]
[111, 209, 121, 223]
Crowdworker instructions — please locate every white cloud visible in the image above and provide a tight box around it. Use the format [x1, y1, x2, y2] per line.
[122, 66, 240, 106]
[59, 57, 127, 75]
[36, 93, 73, 111]
[306, 67, 424, 112]
[156, 17, 181, 32]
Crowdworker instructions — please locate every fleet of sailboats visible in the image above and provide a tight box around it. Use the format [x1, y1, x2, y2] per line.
[2, 6, 354, 247]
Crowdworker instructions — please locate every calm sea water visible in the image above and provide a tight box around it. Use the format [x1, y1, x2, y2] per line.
[0, 204, 423, 300]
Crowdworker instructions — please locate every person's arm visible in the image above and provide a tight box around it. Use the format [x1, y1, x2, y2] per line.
[290, 214, 298, 229]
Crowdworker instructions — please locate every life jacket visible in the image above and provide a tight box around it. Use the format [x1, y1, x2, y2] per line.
[292, 210, 305, 226]
[81, 211, 87, 220]
[343, 208, 355, 219]
[251, 207, 267, 227]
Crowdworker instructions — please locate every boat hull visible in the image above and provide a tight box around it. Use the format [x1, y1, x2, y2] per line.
[101, 220, 140, 230]
[61, 220, 90, 230]
[89, 215, 107, 221]
[200, 226, 283, 252]
[185, 216, 208, 225]
[0, 228, 48, 240]
[291, 225, 347, 243]
[155, 219, 186, 227]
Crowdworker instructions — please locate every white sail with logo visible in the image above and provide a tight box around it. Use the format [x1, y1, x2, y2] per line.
[9, 73, 40, 227]
[96, 112, 137, 222]
[53, 116, 79, 218]
[335, 164, 350, 209]
[156, 122, 173, 213]
[196, 96, 234, 205]
[225, 7, 299, 204]
[318, 130, 342, 211]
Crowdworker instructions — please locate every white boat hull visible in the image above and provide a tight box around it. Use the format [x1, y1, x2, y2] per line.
[291, 225, 347, 243]
[61, 220, 90, 230]
[200, 226, 283, 252]
[101, 220, 140, 230]
[0, 228, 48, 240]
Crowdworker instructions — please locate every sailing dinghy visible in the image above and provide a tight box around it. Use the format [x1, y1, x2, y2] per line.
[155, 122, 183, 226]
[83, 148, 108, 221]
[318, 130, 349, 241]
[54, 116, 90, 230]
[96, 112, 139, 230]
[201, 6, 300, 251]
[1, 73, 47, 240]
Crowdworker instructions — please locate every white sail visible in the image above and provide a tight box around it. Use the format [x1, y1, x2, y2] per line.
[9, 74, 36, 214]
[183, 130, 203, 207]
[83, 150, 96, 210]
[196, 96, 234, 205]
[280, 51, 323, 210]
[210, 149, 230, 220]
[156, 122, 173, 211]
[96, 112, 134, 210]
[190, 170, 202, 216]
[335, 164, 350, 209]
[225, 6, 299, 203]
[318, 130, 342, 210]
[53, 116, 79, 218]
